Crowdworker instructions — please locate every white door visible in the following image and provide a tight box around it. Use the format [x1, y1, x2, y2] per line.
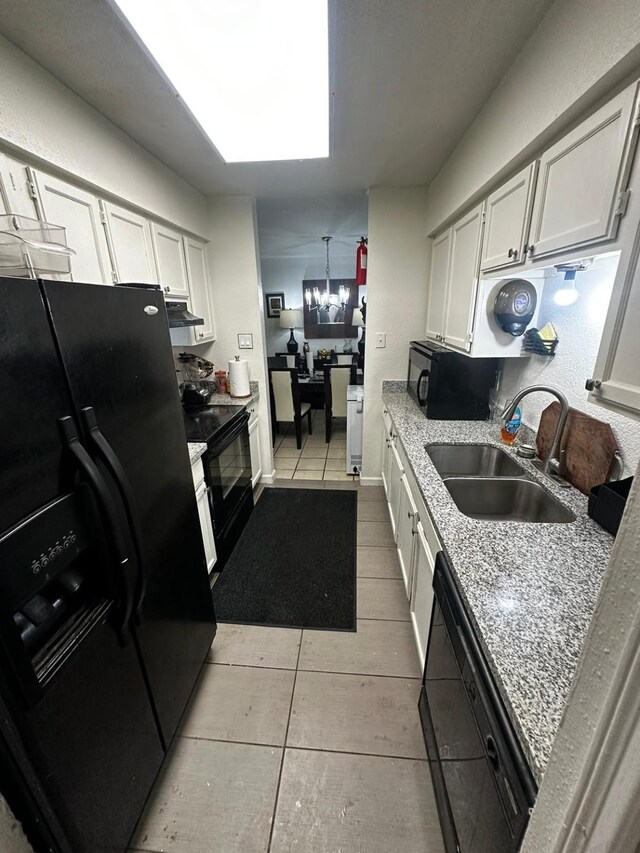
[151, 222, 190, 297]
[589, 229, 640, 418]
[101, 201, 157, 284]
[410, 521, 435, 671]
[196, 481, 217, 573]
[184, 236, 215, 343]
[528, 84, 639, 260]
[443, 202, 484, 352]
[0, 154, 38, 217]
[388, 442, 404, 540]
[29, 169, 112, 284]
[396, 474, 418, 599]
[425, 229, 450, 341]
[481, 163, 537, 272]
[248, 411, 262, 488]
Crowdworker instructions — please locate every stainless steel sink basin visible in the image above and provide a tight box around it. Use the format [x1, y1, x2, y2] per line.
[426, 443, 525, 478]
[443, 477, 576, 523]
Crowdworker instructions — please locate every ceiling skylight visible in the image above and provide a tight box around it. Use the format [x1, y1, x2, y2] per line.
[111, 0, 329, 163]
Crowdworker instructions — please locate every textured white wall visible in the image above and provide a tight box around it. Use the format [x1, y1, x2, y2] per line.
[361, 188, 430, 480]
[260, 255, 364, 355]
[424, 0, 640, 234]
[0, 797, 32, 853]
[0, 34, 207, 235]
[196, 197, 274, 479]
[499, 254, 640, 475]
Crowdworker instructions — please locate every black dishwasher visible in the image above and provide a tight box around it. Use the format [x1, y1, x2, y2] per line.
[419, 553, 537, 852]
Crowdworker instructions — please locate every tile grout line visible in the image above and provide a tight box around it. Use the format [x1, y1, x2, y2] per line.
[201, 659, 421, 679]
[265, 634, 304, 853]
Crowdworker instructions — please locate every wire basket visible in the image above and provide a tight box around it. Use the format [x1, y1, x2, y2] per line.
[523, 327, 559, 356]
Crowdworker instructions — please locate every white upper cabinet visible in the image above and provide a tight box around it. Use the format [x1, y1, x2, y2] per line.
[589, 224, 640, 419]
[528, 85, 639, 260]
[183, 236, 215, 343]
[443, 202, 484, 352]
[151, 222, 190, 297]
[0, 154, 38, 218]
[481, 163, 537, 272]
[425, 230, 450, 341]
[100, 201, 157, 284]
[29, 169, 112, 284]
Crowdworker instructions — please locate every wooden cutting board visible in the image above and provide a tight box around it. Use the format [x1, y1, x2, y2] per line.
[536, 402, 619, 495]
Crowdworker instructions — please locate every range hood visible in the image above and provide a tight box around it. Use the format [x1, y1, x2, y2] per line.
[166, 301, 205, 328]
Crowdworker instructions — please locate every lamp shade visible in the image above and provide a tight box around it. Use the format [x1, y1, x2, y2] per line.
[279, 308, 304, 329]
[352, 308, 364, 327]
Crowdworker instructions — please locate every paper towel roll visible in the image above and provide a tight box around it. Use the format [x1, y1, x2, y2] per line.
[306, 351, 314, 374]
[228, 358, 251, 398]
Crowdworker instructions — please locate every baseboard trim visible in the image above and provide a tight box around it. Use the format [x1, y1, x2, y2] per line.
[260, 471, 276, 485]
[360, 476, 383, 487]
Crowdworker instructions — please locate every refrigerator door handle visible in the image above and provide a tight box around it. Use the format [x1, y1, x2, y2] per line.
[57, 416, 133, 643]
[81, 406, 147, 624]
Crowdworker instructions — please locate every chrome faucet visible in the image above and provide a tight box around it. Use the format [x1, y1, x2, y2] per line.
[501, 385, 569, 480]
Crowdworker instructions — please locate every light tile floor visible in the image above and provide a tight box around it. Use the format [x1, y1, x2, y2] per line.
[272, 409, 356, 482]
[130, 482, 445, 853]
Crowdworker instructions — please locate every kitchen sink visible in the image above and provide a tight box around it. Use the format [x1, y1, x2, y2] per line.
[443, 477, 576, 523]
[426, 443, 525, 478]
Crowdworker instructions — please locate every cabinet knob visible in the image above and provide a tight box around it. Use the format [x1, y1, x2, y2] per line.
[198, 331, 204, 338]
[164, 286, 169, 292]
[508, 248, 518, 259]
[524, 243, 535, 257]
[585, 378, 602, 391]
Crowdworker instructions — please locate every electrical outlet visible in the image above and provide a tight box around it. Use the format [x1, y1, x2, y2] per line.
[237, 333, 253, 349]
[375, 332, 386, 348]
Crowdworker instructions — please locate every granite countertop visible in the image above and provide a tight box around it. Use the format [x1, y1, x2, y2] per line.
[381, 382, 614, 782]
[201, 380, 260, 407]
[188, 442, 208, 464]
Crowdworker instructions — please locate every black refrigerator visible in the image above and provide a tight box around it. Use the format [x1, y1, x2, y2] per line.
[0, 277, 216, 852]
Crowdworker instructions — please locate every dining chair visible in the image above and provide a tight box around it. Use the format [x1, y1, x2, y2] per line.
[323, 364, 356, 443]
[268, 367, 313, 449]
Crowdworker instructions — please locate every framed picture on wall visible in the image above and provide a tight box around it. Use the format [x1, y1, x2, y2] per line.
[265, 292, 285, 318]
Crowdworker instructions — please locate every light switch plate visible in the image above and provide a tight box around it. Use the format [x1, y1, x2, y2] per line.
[375, 332, 386, 348]
[237, 333, 253, 349]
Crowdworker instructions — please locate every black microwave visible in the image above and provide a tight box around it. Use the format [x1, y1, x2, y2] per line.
[407, 341, 498, 420]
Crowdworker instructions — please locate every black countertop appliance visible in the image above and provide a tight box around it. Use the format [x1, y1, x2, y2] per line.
[408, 341, 498, 420]
[0, 277, 216, 853]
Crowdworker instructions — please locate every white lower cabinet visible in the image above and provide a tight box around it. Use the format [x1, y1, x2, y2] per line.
[387, 442, 404, 540]
[248, 405, 262, 488]
[380, 407, 441, 667]
[192, 456, 217, 574]
[410, 521, 436, 671]
[396, 474, 418, 599]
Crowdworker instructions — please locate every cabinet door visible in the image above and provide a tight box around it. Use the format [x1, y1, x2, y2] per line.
[381, 408, 393, 498]
[151, 222, 190, 297]
[409, 521, 435, 671]
[184, 236, 215, 343]
[481, 163, 537, 272]
[29, 169, 113, 284]
[388, 442, 404, 540]
[0, 154, 38, 217]
[589, 234, 640, 417]
[443, 203, 484, 352]
[396, 474, 418, 599]
[101, 201, 157, 284]
[196, 481, 217, 573]
[248, 412, 262, 488]
[425, 229, 450, 341]
[528, 84, 639, 260]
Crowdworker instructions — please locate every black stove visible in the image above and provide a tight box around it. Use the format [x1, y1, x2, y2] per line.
[183, 404, 245, 444]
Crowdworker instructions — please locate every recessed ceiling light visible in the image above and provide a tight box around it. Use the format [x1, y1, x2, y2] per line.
[111, 0, 329, 163]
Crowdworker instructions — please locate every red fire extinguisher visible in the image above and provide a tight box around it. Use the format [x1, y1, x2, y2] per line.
[355, 237, 368, 285]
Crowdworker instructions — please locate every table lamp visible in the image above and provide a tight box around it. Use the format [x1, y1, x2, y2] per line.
[279, 308, 304, 353]
[352, 308, 365, 355]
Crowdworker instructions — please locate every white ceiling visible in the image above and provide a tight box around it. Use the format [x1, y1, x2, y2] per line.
[0, 0, 554, 199]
